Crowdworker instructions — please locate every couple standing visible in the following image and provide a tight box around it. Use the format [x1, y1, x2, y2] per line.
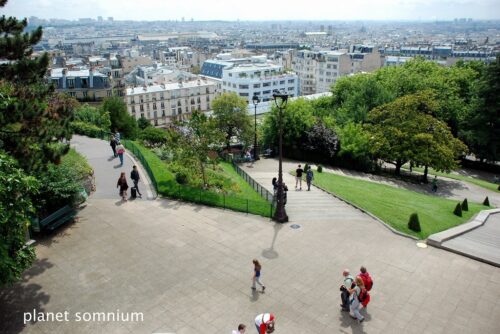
[116, 165, 143, 201]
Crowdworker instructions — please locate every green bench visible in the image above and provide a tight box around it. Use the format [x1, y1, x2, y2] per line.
[38, 205, 77, 231]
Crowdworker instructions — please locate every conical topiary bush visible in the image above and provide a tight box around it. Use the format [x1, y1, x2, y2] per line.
[461, 198, 469, 211]
[408, 213, 421, 232]
[483, 196, 490, 206]
[453, 202, 462, 217]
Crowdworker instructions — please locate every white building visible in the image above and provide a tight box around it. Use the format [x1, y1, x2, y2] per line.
[221, 57, 298, 103]
[125, 79, 218, 127]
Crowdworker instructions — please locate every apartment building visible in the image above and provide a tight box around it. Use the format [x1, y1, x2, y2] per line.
[202, 55, 298, 103]
[125, 79, 218, 126]
[292, 47, 381, 95]
[49, 67, 112, 102]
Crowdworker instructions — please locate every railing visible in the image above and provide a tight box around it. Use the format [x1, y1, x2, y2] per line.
[232, 161, 275, 204]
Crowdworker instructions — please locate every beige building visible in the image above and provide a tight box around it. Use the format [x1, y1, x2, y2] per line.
[121, 55, 155, 74]
[125, 79, 218, 126]
[292, 48, 382, 95]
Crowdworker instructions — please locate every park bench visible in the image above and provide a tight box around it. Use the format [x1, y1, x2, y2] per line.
[38, 205, 77, 232]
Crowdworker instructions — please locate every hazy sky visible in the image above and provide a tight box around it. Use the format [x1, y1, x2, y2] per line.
[2, 0, 500, 21]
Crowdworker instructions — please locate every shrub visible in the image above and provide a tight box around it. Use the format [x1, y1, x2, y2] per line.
[408, 213, 421, 232]
[461, 198, 468, 211]
[317, 165, 323, 173]
[483, 196, 490, 206]
[71, 121, 107, 138]
[175, 172, 188, 185]
[453, 203, 462, 217]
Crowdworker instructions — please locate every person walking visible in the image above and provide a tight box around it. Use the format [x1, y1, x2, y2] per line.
[232, 324, 246, 334]
[117, 172, 129, 201]
[358, 266, 373, 291]
[306, 166, 314, 191]
[116, 141, 125, 166]
[283, 183, 288, 206]
[130, 165, 142, 198]
[340, 269, 354, 312]
[254, 313, 275, 334]
[252, 259, 266, 293]
[431, 176, 438, 192]
[295, 164, 304, 190]
[114, 130, 121, 142]
[110, 136, 117, 157]
[349, 276, 365, 323]
[272, 177, 278, 196]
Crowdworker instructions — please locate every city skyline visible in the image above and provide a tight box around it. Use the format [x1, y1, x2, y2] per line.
[3, 0, 500, 21]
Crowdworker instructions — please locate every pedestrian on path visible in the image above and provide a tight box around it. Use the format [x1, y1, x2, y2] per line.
[295, 164, 304, 190]
[252, 259, 266, 293]
[116, 142, 125, 166]
[431, 176, 438, 192]
[272, 177, 278, 195]
[358, 266, 373, 292]
[114, 130, 121, 142]
[349, 276, 365, 323]
[283, 183, 288, 206]
[232, 324, 246, 334]
[306, 166, 314, 191]
[130, 165, 142, 198]
[254, 313, 275, 334]
[110, 136, 117, 157]
[117, 172, 129, 201]
[340, 269, 354, 312]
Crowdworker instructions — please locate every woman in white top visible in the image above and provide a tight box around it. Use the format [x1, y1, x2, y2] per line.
[348, 276, 365, 323]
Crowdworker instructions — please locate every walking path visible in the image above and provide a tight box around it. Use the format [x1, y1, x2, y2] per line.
[1, 144, 500, 333]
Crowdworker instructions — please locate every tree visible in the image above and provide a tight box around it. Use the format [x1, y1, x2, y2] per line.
[460, 56, 500, 162]
[74, 103, 111, 130]
[331, 73, 392, 125]
[101, 96, 138, 139]
[212, 92, 252, 149]
[366, 91, 467, 177]
[0, 3, 75, 172]
[179, 111, 224, 186]
[0, 151, 39, 287]
[137, 116, 152, 130]
[302, 121, 339, 163]
[336, 122, 373, 170]
[139, 127, 169, 147]
[261, 98, 316, 157]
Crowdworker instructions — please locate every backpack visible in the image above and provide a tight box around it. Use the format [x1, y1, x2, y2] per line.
[358, 287, 371, 307]
[360, 273, 373, 291]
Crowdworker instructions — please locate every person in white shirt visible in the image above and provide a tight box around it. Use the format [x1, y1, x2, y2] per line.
[255, 313, 275, 334]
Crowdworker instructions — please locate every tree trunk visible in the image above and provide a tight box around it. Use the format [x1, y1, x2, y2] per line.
[395, 161, 402, 175]
[423, 165, 429, 183]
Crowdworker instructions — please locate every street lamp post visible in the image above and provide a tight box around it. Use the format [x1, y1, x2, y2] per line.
[272, 90, 289, 223]
[252, 94, 260, 161]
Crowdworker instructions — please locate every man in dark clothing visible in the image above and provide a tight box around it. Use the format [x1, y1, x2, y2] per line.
[295, 164, 304, 190]
[110, 136, 117, 157]
[130, 165, 142, 198]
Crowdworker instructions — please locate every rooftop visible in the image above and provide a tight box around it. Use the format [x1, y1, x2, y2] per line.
[126, 80, 216, 96]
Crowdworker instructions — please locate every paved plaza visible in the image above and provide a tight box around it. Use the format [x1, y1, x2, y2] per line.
[1, 137, 500, 333]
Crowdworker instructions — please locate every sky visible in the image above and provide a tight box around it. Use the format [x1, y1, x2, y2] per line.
[2, 0, 500, 21]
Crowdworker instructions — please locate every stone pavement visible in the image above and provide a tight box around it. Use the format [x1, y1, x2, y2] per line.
[1, 149, 500, 333]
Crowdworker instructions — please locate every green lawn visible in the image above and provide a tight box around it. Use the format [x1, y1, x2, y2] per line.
[123, 140, 273, 217]
[312, 171, 489, 239]
[405, 166, 499, 193]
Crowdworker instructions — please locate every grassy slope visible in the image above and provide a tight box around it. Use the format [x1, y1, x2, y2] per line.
[313, 171, 488, 239]
[124, 140, 271, 217]
[407, 166, 499, 193]
[61, 148, 93, 179]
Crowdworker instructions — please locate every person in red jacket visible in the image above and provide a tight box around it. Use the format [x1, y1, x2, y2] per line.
[254, 313, 275, 333]
[358, 266, 373, 291]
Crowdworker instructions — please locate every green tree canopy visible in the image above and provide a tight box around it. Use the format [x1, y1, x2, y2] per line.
[0, 151, 38, 287]
[460, 56, 500, 162]
[74, 103, 111, 130]
[101, 96, 138, 139]
[211, 92, 252, 149]
[366, 91, 467, 177]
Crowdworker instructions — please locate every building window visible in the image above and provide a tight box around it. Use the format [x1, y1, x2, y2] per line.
[273, 81, 277, 86]
[132, 106, 136, 113]
[82, 91, 88, 98]
[239, 92, 249, 97]
[140, 105, 144, 112]
[68, 91, 76, 97]
[253, 84, 260, 88]
[82, 78, 88, 88]
[288, 87, 294, 91]
[263, 90, 271, 94]
[153, 103, 157, 110]
[288, 79, 295, 84]
[206, 87, 210, 94]
[67, 79, 75, 89]
[239, 84, 249, 89]
[107, 90, 112, 97]
[263, 82, 270, 87]
[279, 80, 285, 84]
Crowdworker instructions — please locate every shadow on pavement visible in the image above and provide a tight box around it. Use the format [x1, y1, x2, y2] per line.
[338, 311, 367, 334]
[0, 258, 53, 334]
[262, 223, 283, 260]
[249, 288, 260, 302]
